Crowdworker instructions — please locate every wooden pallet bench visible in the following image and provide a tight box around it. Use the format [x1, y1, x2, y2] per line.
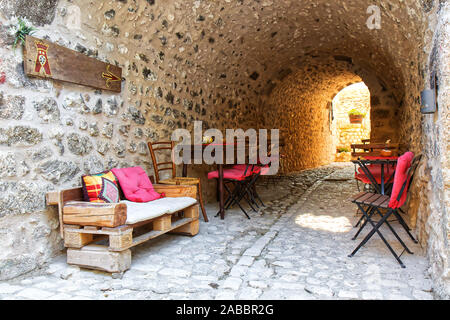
[47, 184, 199, 274]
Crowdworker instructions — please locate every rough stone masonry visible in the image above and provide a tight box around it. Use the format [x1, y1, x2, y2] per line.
[0, 0, 448, 298]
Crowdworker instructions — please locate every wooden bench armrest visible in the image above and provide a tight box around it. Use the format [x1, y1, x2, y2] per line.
[153, 184, 197, 198]
[63, 201, 127, 227]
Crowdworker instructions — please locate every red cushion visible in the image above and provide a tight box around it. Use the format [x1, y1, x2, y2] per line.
[111, 167, 163, 202]
[232, 164, 261, 175]
[389, 152, 414, 209]
[208, 168, 249, 180]
[355, 172, 383, 184]
[357, 164, 396, 177]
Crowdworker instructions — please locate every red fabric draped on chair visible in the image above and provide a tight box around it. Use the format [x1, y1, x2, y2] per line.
[208, 165, 256, 219]
[348, 152, 422, 268]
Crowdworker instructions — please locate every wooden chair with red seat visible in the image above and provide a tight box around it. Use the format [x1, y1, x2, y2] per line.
[148, 141, 208, 222]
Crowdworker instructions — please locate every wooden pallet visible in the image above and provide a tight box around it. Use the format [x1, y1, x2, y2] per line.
[47, 183, 200, 273]
[64, 204, 199, 251]
[46, 183, 198, 237]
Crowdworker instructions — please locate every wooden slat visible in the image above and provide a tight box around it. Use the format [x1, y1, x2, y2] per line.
[353, 192, 375, 203]
[84, 226, 100, 231]
[171, 219, 199, 236]
[64, 230, 94, 248]
[351, 143, 399, 149]
[157, 162, 174, 166]
[153, 147, 172, 151]
[46, 191, 59, 205]
[352, 152, 382, 157]
[153, 215, 172, 231]
[372, 195, 390, 207]
[153, 184, 197, 198]
[63, 202, 127, 227]
[61, 188, 83, 203]
[67, 246, 131, 273]
[157, 167, 174, 171]
[63, 224, 131, 236]
[113, 217, 195, 251]
[362, 193, 384, 205]
[379, 198, 391, 208]
[23, 35, 122, 92]
[349, 191, 367, 202]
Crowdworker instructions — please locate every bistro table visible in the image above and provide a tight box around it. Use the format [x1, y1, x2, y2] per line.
[351, 142, 399, 159]
[358, 155, 399, 195]
[180, 138, 282, 220]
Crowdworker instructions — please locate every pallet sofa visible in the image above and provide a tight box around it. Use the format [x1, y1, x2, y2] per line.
[46, 182, 199, 274]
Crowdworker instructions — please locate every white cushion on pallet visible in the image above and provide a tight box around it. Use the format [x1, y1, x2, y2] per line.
[121, 197, 197, 224]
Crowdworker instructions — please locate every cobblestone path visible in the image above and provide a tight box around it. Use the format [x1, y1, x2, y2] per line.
[0, 164, 434, 300]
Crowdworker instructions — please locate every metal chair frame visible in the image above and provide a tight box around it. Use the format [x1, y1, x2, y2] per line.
[348, 154, 422, 268]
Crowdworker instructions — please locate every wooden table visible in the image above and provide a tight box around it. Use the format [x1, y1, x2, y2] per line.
[351, 143, 399, 158]
[180, 138, 283, 220]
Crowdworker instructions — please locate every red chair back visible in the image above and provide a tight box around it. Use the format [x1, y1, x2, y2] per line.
[388, 152, 421, 209]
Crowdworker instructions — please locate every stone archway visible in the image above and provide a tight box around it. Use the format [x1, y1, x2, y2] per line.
[257, 56, 401, 173]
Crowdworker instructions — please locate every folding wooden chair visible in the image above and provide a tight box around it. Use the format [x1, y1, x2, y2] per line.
[148, 141, 208, 222]
[348, 152, 422, 268]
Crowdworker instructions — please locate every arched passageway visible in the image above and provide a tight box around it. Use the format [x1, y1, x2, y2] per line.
[332, 82, 372, 162]
[0, 0, 448, 298]
[257, 56, 400, 172]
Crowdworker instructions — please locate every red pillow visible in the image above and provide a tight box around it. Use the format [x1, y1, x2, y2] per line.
[111, 167, 163, 202]
[388, 152, 414, 209]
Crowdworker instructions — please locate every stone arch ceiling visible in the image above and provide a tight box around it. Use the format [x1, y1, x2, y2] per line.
[90, 0, 428, 95]
[78, 0, 432, 170]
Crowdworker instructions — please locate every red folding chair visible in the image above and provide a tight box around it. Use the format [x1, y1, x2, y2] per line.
[208, 164, 256, 219]
[348, 152, 421, 268]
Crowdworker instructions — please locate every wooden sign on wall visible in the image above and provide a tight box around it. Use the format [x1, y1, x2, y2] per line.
[23, 35, 122, 93]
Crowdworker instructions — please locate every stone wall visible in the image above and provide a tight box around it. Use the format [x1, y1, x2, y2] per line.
[0, 1, 145, 279]
[0, 0, 257, 280]
[412, 1, 450, 299]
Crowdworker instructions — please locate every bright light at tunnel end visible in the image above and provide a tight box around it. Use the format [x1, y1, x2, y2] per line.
[171, 121, 280, 175]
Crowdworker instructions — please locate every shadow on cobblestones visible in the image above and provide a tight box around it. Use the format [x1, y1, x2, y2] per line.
[0, 163, 433, 300]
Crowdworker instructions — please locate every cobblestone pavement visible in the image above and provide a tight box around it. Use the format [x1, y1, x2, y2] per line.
[0, 164, 435, 300]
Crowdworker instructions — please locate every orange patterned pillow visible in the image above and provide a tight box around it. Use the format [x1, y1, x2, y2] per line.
[81, 171, 120, 203]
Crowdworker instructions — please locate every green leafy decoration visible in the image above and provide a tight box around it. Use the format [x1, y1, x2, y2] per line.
[12, 18, 36, 50]
[337, 147, 351, 153]
[347, 109, 366, 117]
